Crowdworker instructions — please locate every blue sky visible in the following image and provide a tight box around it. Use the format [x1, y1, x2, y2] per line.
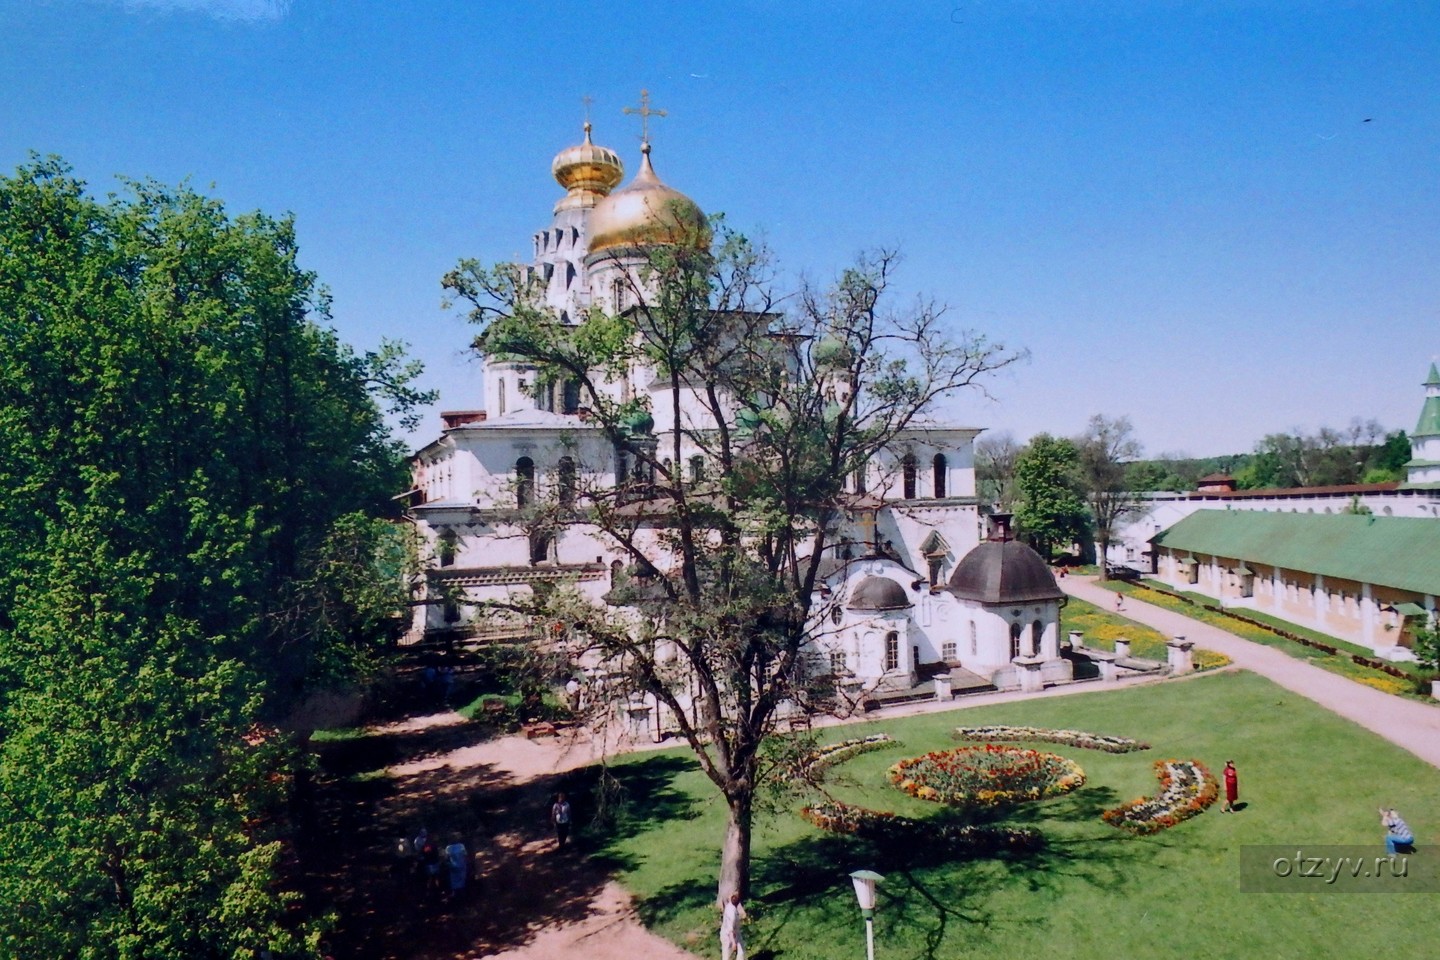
[3, 0, 1437, 457]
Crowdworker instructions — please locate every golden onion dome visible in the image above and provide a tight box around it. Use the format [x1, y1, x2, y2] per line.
[551, 122, 624, 213]
[586, 143, 709, 257]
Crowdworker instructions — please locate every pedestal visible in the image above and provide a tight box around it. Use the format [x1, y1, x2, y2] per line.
[1166, 636, 1195, 675]
[1013, 656, 1046, 693]
[1087, 650, 1119, 681]
[933, 674, 953, 701]
[1114, 639, 1132, 659]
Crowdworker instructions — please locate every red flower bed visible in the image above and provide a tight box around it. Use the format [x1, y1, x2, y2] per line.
[1102, 759, 1218, 833]
[889, 746, 1085, 807]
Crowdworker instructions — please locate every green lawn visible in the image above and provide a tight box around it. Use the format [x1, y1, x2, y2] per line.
[583, 671, 1440, 960]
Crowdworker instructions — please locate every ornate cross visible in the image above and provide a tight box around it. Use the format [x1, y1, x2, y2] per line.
[623, 89, 667, 143]
[581, 94, 594, 126]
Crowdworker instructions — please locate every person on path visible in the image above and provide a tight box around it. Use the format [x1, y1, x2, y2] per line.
[445, 841, 468, 899]
[1381, 807, 1414, 854]
[551, 792, 572, 851]
[720, 891, 747, 960]
[1222, 760, 1239, 812]
[1114, 591, 1125, 613]
[418, 834, 443, 895]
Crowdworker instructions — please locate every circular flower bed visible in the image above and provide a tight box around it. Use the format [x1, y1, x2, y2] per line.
[801, 800, 1043, 854]
[1102, 759, 1218, 833]
[954, 725, 1149, 753]
[785, 734, 894, 782]
[889, 745, 1085, 807]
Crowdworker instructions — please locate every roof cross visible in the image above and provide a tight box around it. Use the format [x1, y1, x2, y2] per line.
[623, 89, 667, 145]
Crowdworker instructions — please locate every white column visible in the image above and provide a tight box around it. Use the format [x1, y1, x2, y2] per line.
[1166, 636, 1195, 675]
[1361, 582, 1376, 651]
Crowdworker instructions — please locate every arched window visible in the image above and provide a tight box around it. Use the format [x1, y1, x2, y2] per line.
[1031, 620, 1043, 657]
[902, 452, 918, 499]
[558, 456, 577, 506]
[437, 531, 457, 568]
[853, 466, 866, 494]
[498, 379, 506, 416]
[969, 621, 978, 657]
[884, 631, 899, 672]
[614, 445, 629, 485]
[1009, 621, 1022, 660]
[933, 454, 947, 498]
[562, 378, 581, 414]
[516, 456, 535, 508]
[612, 278, 625, 312]
[610, 559, 623, 585]
[689, 455, 705, 484]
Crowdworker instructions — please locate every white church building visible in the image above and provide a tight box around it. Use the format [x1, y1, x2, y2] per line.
[406, 116, 1072, 709]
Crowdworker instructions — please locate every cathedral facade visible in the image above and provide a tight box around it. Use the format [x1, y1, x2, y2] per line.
[407, 118, 1070, 710]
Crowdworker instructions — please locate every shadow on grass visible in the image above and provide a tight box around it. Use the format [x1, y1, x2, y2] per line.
[313, 713, 508, 780]
[630, 781, 1153, 960]
[569, 753, 704, 870]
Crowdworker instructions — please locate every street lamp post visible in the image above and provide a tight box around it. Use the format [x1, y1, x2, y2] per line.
[849, 869, 884, 960]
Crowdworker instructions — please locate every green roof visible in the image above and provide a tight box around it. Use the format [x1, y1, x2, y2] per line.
[1152, 510, 1440, 596]
[1416, 364, 1440, 437]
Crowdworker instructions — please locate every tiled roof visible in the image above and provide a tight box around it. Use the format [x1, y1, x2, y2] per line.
[1152, 510, 1440, 595]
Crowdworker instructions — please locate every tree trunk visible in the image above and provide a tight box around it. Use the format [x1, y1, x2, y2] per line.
[717, 789, 753, 904]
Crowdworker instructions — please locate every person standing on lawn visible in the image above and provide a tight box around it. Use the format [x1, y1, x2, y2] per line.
[1222, 760, 1239, 812]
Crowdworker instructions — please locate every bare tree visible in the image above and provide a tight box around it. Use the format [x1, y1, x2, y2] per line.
[1075, 414, 1145, 577]
[442, 230, 1022, 901]
[975, 430, 1022, 510]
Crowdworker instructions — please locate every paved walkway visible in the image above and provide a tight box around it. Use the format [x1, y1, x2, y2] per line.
[1063, 576, 1440, 770]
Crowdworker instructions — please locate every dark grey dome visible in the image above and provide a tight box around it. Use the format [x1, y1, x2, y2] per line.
[947, 540, 1063, 604]
[847, 576, 912, 611]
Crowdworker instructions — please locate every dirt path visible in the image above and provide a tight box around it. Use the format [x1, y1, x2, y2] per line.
[1063, 576, 1440, 770]
[307, 713, 696, 960]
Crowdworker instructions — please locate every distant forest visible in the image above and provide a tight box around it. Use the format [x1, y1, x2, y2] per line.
[1127, 422, 1411, 492]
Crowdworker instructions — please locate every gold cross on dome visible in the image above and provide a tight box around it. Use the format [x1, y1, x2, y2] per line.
[623, 89, 667, 144]
[581, 94, 594, 126]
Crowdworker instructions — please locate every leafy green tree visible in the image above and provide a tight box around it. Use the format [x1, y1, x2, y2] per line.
[1012, 433, 1088, 561]
[444, 237, 1020, 902]
[1235, 420, 1391, 490]
[1363, 430, 1410, 483]
[0, 158, 426, 958]
[1411, 619, 1440, 674]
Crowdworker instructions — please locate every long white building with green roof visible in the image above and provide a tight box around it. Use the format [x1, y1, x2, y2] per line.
[1151, 510, 1438, 660]
[1106, 366, 1440, 574]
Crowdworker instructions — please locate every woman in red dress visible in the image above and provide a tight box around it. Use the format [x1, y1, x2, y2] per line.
[1222, 760, 1239, 812]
